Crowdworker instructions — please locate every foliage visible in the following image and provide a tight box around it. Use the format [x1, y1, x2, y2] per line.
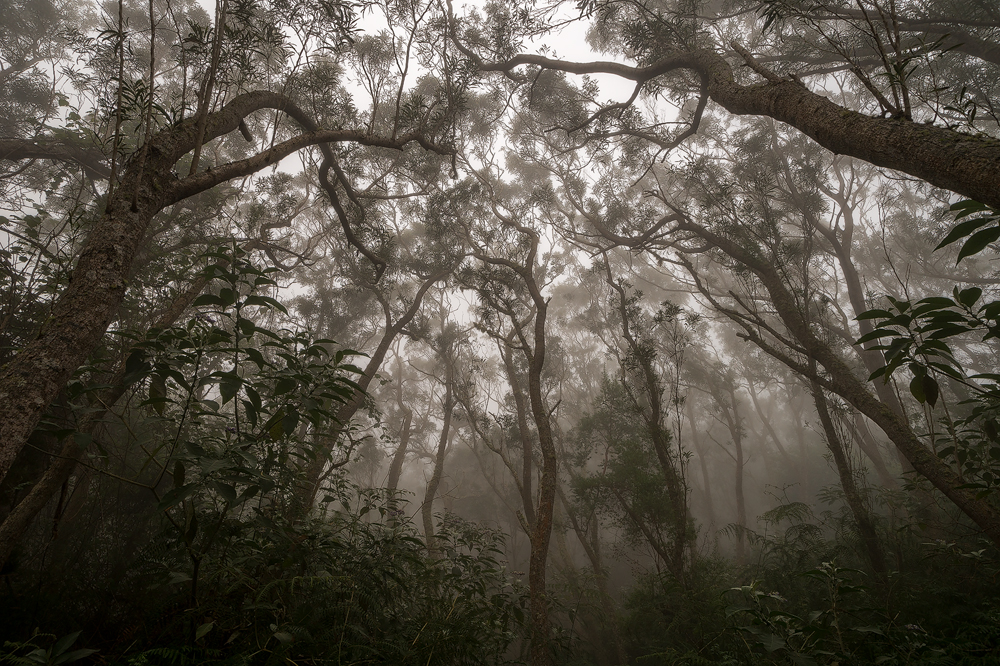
[859, 201, 1000, 495]
[0, 248, 524, 664]
[1, 631, 96, 665]
[570, 379, 687, 561]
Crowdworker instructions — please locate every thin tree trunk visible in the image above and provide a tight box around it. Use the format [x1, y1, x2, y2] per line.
[386, 408, 412, 492]
[557, 484, 627, 666]
[526, 298, 557, 666]
[293, 271, 446, 515]
[811, 378, 888, 577]
[501, 339, 536, 530]
[722, 386, 748, 565]
[422, 381, 454, 554]
[687, 403, 717, 531]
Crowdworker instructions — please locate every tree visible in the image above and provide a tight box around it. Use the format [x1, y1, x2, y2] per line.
[0, 0, 460, 491]
[450, 0, 1000, 206]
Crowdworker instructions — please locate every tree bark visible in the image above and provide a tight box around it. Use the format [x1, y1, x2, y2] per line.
[680, 221, 1000, 548]
[386, 408, 412, 492]
[481, 49, 1000, 208]
[422, 380, 454, 554]
[525, 295, 557, 666]
[810, 378, 888, 577]
[0, 90, 444, 488]
[501, 338, 537, 530]
[0, 267, 214, 569]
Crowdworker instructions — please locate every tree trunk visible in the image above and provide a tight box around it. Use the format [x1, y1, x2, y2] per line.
[501, 340, 537, 530]
[681, 222, 1000, 548]
[687, 404, 717, 531]
[810, 379, 888, 577]
[386, 408, 412, 492]
[0, 267, 215, 570]
[0, 91, 441, 489]
[526, 297, 557, 666]
[422, 382, 454, 554]
[293, 272, 445, 515]
[557, 484, 627, 666]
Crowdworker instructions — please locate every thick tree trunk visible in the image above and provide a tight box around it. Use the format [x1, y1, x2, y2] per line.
[0, 270, 213, 569]
[0, 90, 440, 489]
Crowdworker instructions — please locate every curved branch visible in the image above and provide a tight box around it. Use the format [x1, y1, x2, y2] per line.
[477, 48, 1000, 207]
[0, 138, 111, 178]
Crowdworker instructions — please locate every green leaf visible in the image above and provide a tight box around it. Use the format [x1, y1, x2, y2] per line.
[158, 483, 197, 510]
[52, 632, 81, 657]
[192, 293, 226, 307]
[241, 399, 259, 428]
[211, 482, 237, 503]
[245, 347, 267, 368]
[149, 374, 167, 415]
[243, 294, 288, 314]
[856, 309, 893, 321]
[936, 215, 995, 249]
[220, 374, 242, 404]
[195, 621, 214, 641]
[54, 649, 98, 664]
[274, 377, 297, 395]
[856, 328, 900, 345]
[282, 409, 300, 436]
[949, 199, 990, 218]
[958, 287, 983, 308]
[237, 317, 256, 337]
[957, 226, 1000, 262]
[911, 374, 939, 407]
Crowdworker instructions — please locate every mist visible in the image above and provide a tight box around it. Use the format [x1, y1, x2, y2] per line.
[1, 0, 999, 663]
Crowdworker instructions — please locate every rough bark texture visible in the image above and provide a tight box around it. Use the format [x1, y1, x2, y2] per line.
[501, 339, 536, 530]
[0, 90, 443, 489]
[526, 295, 557, 666]
[0, 138, 111, 178]
[484, 50, 1000, 208]
[0, 269, 213, 569]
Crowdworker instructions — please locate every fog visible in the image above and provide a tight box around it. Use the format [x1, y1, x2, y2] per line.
[1, 0, 999, 663]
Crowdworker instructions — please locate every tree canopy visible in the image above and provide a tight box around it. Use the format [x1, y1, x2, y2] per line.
[2, 0, 1000, 663]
